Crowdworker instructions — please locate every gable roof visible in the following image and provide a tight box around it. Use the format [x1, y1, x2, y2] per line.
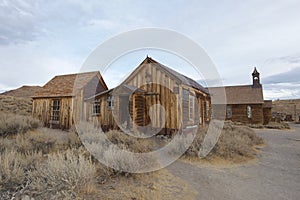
[124, 57, 209, 94]
[85, 84, 146, 101]
[209, 85, 264, 104]
[32, 71, 108, 98]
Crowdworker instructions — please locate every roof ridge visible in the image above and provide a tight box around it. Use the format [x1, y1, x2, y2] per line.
[53, 71, 99, 78]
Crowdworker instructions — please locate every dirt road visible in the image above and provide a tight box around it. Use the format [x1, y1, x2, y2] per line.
[167, 124, 300, 200]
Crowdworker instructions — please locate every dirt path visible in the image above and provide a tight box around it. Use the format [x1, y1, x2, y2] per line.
[166, 124, 300, 200]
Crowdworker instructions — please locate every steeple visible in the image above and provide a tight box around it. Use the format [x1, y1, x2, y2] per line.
[252, 67, 261, 88]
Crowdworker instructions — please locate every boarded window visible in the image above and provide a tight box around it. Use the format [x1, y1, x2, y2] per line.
[107, 96, 114, 110]
[189, 94, 194, 120]
[92, 100, 101, 115]
[247, 105, 252, 118]
[51, 99, 60, 122]
[227, 105, 232, 118]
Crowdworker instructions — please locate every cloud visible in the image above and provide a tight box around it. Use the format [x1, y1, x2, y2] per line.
[0, 0, 45, 45]
[263, 82, 300, 100]
[0, 41, 80, 90]
[263, 66, 300, 84]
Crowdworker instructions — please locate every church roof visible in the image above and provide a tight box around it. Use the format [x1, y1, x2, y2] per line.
[208, 85, 264, 105]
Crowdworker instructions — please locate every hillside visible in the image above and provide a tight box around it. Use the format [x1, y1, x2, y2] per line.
[0, 95, 32, 115]
[272, 99, 300, 121]
[1, 85, 41, 98]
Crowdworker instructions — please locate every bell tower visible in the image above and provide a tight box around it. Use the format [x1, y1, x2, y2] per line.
[252, 67, 261, 88]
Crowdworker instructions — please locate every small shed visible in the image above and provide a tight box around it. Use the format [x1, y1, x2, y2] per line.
[32, 71, 107, 129]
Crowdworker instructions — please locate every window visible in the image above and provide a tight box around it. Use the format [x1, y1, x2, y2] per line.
[247, 105, 252, 119]
[189, 94, 194, 120]
[107, 95, 114, 110]
[206, 100, 210, 120]
[92, 100, 101, 115]
[227, 105, 232, 118]
[51, 99, 60, 121]
[183, 89, 189, 100]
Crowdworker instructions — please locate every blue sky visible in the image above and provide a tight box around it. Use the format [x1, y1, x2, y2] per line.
[0, 0, 300, 99]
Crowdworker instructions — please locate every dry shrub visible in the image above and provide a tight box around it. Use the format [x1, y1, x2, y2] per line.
[264, 122, 290, 129]
[106, 130, 155, 153]
[0, 112, 41, 137]
[0, 128, 82, 155]
[0, 150, 43, 192]
[0, 150, 25, 191]
[29, 149, 97, 199]
[183, 121, 264, 160]
[77, 122, 158, 174]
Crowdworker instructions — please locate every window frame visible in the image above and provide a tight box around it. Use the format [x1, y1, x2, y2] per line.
[107, 95, 114, 110]
[92, 100, 101, 115]
[227, 105, 232, 119]
[189, 94, 194, 121]
[51, 99, 60, 122]
[247, 105, 252, 119]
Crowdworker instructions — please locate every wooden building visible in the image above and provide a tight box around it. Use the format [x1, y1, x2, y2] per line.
[85, 57, 211, 134]
[209, 68, 272, 124]
[32, 71, 107, 129]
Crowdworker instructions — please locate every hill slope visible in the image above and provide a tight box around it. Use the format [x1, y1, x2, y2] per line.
[0, 95, 32, 115]
[1, 85, 41, 98]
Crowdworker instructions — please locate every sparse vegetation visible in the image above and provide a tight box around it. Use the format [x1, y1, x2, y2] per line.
[181, 121, 264, 161]
[0, 109, 266, 199]
[0, 95, 32, 115]
[0, 112, 41, 137]
[263, 122, 290, 129]
[29, 149, 97, 199]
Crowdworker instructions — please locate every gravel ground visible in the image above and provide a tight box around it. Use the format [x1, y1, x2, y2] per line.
[167, 124, 300, 200]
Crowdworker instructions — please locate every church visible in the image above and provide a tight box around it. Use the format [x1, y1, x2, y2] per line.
[209, 68, 272, 125]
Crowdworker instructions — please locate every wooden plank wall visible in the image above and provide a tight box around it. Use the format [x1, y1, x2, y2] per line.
[230, 104, 263, 124]
[85, 62, 210, 132]
[32, 97, 73, 129]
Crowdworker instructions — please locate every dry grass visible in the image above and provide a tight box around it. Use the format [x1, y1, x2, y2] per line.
[0, 112, 40, 137]
[0, 150, 43, 192]
[77, 122, 159, 174]
[0, 95, 32, 115]
[97, 169, 197, 200]
[28, 149, 97, 199]
[263, 122, 290, 129]
[182, 121, 264, 161]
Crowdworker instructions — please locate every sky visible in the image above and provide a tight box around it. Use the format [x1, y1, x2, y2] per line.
[0, 0, 300, 100]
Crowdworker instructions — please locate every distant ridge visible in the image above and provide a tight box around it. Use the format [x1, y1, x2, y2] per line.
[1, 85, 42, 98]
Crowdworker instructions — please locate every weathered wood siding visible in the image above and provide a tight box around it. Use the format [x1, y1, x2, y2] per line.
[86, 62, 210, 133]
[32, 97, 73, 129]
[263, 107, 272, 125]
[84, 93, 118, 130]
[228, 104, 263, 124]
